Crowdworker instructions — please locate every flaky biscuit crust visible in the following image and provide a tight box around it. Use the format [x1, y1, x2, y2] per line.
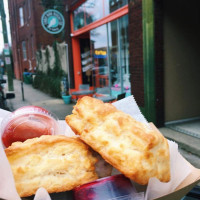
[66, 96, 170, 185]
[5, 135, 98, 197]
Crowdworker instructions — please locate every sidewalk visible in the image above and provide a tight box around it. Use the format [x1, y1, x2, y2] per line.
[6, 78, 75, 120]
[5, 78, 200, 170]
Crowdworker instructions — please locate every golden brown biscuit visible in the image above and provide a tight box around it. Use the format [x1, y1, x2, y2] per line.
[5, 135, 98, 197]
[66, 96, 170, 185]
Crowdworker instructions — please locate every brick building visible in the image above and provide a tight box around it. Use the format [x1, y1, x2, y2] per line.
[8, 0, 200, 126]
[8, 0, 65, 79]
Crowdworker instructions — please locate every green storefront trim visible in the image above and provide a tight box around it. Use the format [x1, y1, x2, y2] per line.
[142, 0, 156, 123]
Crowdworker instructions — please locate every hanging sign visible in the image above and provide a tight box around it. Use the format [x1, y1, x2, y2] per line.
[4, 43, 10, 55]
[41, 9, 65, 34]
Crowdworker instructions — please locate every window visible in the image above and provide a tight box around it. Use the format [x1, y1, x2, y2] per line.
[104, 0, 128, 15]
[73, 0, 128, 31]
[88, 15, 130, 97]
[22, 41, 27, 60]
[73, 0, 103, 31]
[19, 7, 24, 26]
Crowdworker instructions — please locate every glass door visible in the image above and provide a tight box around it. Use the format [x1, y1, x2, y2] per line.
[108, 14, 130, 97]
[107, 19, 120, 96]
[119, 14, 130, 95]
[90, 24, 110, 95]
[89, 14, 130, 97]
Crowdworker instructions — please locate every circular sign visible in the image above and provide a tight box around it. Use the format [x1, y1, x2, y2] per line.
[41, 9, 65, 34]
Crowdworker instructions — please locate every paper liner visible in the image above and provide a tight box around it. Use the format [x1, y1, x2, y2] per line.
[112, 95, 148, 124]
[33, 188, 51, 200]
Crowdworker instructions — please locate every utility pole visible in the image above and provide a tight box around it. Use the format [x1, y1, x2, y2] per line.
[0, 0, 14, 91]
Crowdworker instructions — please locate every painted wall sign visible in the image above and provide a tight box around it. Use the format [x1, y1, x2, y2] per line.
[41, 9, 65, 34]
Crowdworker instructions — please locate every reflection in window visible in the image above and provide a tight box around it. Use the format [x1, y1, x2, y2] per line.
[22, 41, 27, 60]
[84, 0, 103, 25]
[88, 15, 130, 96]
[19, 7, 24, 26]
[73, 4, 85, 30]
[104, 0, 128, 17]
[108, 20, 119, 88]
[73, 0, 127, 31]
[90, 25, 109, 90]
[119, 15, 130, 92]
[107, 14, 130, 97]
[73, 0, 103, 31]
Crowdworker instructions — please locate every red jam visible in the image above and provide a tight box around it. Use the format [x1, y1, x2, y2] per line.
[73, 174, 136, 200]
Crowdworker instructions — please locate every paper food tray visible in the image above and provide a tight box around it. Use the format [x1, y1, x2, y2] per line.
[150, 123, 200, 200]
[0, 95, 199, 200]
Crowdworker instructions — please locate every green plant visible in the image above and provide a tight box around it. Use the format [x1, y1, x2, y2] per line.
[33, 41, 69, 98]
[45, 47, 51, 76]
[32, 73, 62, 98]
[52, 41, 63, 78]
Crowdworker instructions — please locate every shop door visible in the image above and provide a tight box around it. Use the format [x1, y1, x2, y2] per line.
[80, 38, 93, 86]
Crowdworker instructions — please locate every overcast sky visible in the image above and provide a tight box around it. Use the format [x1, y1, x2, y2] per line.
[0, 0, 11, 53]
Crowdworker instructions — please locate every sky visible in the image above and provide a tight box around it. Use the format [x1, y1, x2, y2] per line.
[0, 0, 11, 53]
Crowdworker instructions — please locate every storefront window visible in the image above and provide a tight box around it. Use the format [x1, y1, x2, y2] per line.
[88, 14, 130, 97]
[90, 24, 109, 93]
[108, 14, 130, 97]
[73, 0, 103, 31]
[73, 4, 85, 30]
[108, 20, 119, 92]
[104, 0, 128, 16]
[119, 15, 130, 94]
[73, 0, 128, 31]
[84, 0, 103, 25]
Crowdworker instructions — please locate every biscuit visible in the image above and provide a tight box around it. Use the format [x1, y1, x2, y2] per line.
[66, 96, 170, 185]
[5, 135, 98, 197]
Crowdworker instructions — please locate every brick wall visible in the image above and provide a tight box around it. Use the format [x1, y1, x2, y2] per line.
[128, 0, 144, 107]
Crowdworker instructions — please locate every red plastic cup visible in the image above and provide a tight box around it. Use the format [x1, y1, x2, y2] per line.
[73, 174, 137, 200]
[1, 106, 59, 148]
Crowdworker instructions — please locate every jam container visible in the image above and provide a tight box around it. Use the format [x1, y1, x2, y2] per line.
[73, 174, 137, 200]
[1, 105, 59, 148]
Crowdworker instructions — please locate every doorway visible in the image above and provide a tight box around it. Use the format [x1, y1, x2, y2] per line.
[163, 0, 200, 122]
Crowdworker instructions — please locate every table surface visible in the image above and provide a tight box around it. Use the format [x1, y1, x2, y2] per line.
[71, 90, 94, 95]
[95, 95, 116, 102]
